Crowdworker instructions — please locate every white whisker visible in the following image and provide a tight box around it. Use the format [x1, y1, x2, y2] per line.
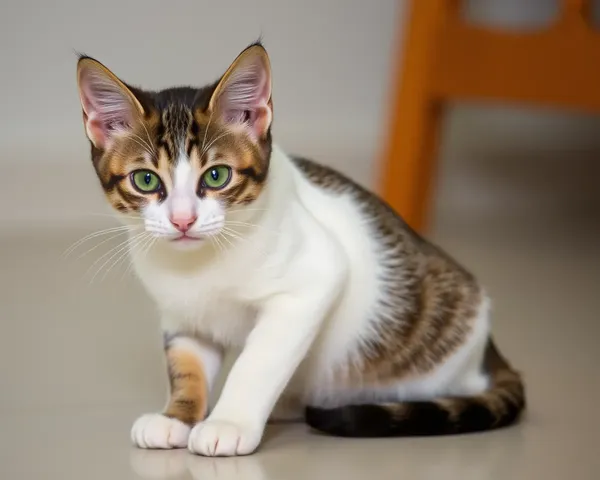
[101, 232, 149, 282]
[224, 221, 260, 228]
[119, 233, 155, 281]
[226, 208, 268, 215]
[202, 130, 230, 158]
[123, 232, 159, 281]
[140, 123, 155, 154]
[75, 229, 132, 260]
[211, 232, 226, 260]
[128, 133, 154, 157]
[146, 228, 176, 237]
[225, 220, 281, 236]
[221, 226, 244, 242]
[218, 231, 236, 249]
[86, 231, 146, 283]
[85, 212, 145, 221]
[141, 235, 158, 258]
[194, 218, 224, 232]
[62, 225, 135, 258]
[201, 108, 215, 156]
[131, 131, 153, 153]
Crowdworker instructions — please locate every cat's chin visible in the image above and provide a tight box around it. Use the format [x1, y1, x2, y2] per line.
[166, 235, 206, 251]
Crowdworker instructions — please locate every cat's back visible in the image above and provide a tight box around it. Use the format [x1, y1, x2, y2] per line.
[289, 155, 422, 256]
[289, 155, 473, 277]
[288, 154, 480, 328]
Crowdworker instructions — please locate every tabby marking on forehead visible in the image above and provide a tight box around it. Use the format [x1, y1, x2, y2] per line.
[88, 93, 270, 211]
[159, 103, 193, 161]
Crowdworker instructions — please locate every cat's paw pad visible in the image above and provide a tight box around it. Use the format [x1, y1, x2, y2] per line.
[131, 413, 191, 449]
[188, 419, 262, 457]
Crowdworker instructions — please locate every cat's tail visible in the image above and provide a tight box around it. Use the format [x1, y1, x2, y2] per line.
[304, 339, 525, 437]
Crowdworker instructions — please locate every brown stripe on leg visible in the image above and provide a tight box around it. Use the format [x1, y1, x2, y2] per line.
[163, 347, 209, 426]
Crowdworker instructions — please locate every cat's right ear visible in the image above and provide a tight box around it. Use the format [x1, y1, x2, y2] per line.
[76, 57, 144, 149]
[207, 44, 272, 142]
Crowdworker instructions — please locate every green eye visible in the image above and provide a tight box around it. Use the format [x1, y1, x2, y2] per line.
[202, 165, 231, 189]
[131, 170, 161, 193]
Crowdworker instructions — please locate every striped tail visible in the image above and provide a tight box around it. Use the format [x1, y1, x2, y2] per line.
[304, 339, 525, 437]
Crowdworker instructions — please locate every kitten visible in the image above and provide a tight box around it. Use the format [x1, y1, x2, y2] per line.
[76, 42, 525, 456]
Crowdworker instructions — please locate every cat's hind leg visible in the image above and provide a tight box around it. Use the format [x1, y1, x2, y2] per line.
[305, 338, 524, 437]
[268, 393, 304, 424]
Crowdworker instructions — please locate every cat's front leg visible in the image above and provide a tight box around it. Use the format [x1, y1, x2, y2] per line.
[188, 254, 345, 457]
[131, 333, 223, 449]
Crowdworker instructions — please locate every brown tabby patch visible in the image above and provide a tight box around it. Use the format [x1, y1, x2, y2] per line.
[163, 344, 209, 426]
[85, 75, 271, 214]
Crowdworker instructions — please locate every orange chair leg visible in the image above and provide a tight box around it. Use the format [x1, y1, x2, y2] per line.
[379, 0, 449, 233]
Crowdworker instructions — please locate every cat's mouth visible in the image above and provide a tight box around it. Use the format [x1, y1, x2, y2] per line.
[171, 234, 204, 243]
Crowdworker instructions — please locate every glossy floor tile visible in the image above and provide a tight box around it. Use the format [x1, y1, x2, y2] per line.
[0, 214, 598, 479]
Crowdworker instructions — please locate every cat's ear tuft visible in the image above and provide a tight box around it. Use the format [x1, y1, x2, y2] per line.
[76, 57, 144, 149]
[208, 44, 272, 141]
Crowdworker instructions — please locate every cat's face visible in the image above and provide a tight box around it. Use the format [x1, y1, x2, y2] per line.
[76, 43, 273, 250]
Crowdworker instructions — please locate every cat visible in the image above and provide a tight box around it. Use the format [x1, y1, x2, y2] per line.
[75, 41, 525, 457]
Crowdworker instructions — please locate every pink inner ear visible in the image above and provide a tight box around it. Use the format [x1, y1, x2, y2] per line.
[79, 69, 136, 148]
[216, 62, 272, 140]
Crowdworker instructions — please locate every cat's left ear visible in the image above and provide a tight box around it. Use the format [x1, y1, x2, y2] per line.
[208, 44, 272, 141]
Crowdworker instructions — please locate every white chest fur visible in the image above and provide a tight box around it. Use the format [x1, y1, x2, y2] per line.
[129, 146, 387, 376]
[131, 235, 279, 346]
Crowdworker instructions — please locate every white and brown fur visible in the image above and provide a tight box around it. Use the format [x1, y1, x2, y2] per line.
[76, 42, 525, 456]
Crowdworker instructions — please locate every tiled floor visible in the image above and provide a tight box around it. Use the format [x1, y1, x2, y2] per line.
[0, 203, 598, 479]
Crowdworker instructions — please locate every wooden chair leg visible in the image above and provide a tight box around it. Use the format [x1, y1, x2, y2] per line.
[379, 0, 448, 233]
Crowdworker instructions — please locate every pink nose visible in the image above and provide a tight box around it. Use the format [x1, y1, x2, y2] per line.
[170, 215, 197, 233]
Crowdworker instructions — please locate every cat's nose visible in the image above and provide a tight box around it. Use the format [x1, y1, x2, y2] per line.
[170, 215, 197, 233]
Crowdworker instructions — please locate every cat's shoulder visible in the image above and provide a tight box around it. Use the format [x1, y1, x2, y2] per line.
[288, 154, 412, 233]
[287, 154, 471, 276]
[289, 155, 363, 195]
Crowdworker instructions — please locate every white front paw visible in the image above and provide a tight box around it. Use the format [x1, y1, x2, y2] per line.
[131, 413, 191, 449]
[188, 419, 262, 457]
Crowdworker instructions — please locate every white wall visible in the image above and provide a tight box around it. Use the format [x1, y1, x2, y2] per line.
[437, 0, 600, 224]
[0, 0, 401, 226]
[0, 0, 598, 228]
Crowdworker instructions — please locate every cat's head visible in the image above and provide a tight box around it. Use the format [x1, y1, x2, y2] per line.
[76, 43, 273, 250]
